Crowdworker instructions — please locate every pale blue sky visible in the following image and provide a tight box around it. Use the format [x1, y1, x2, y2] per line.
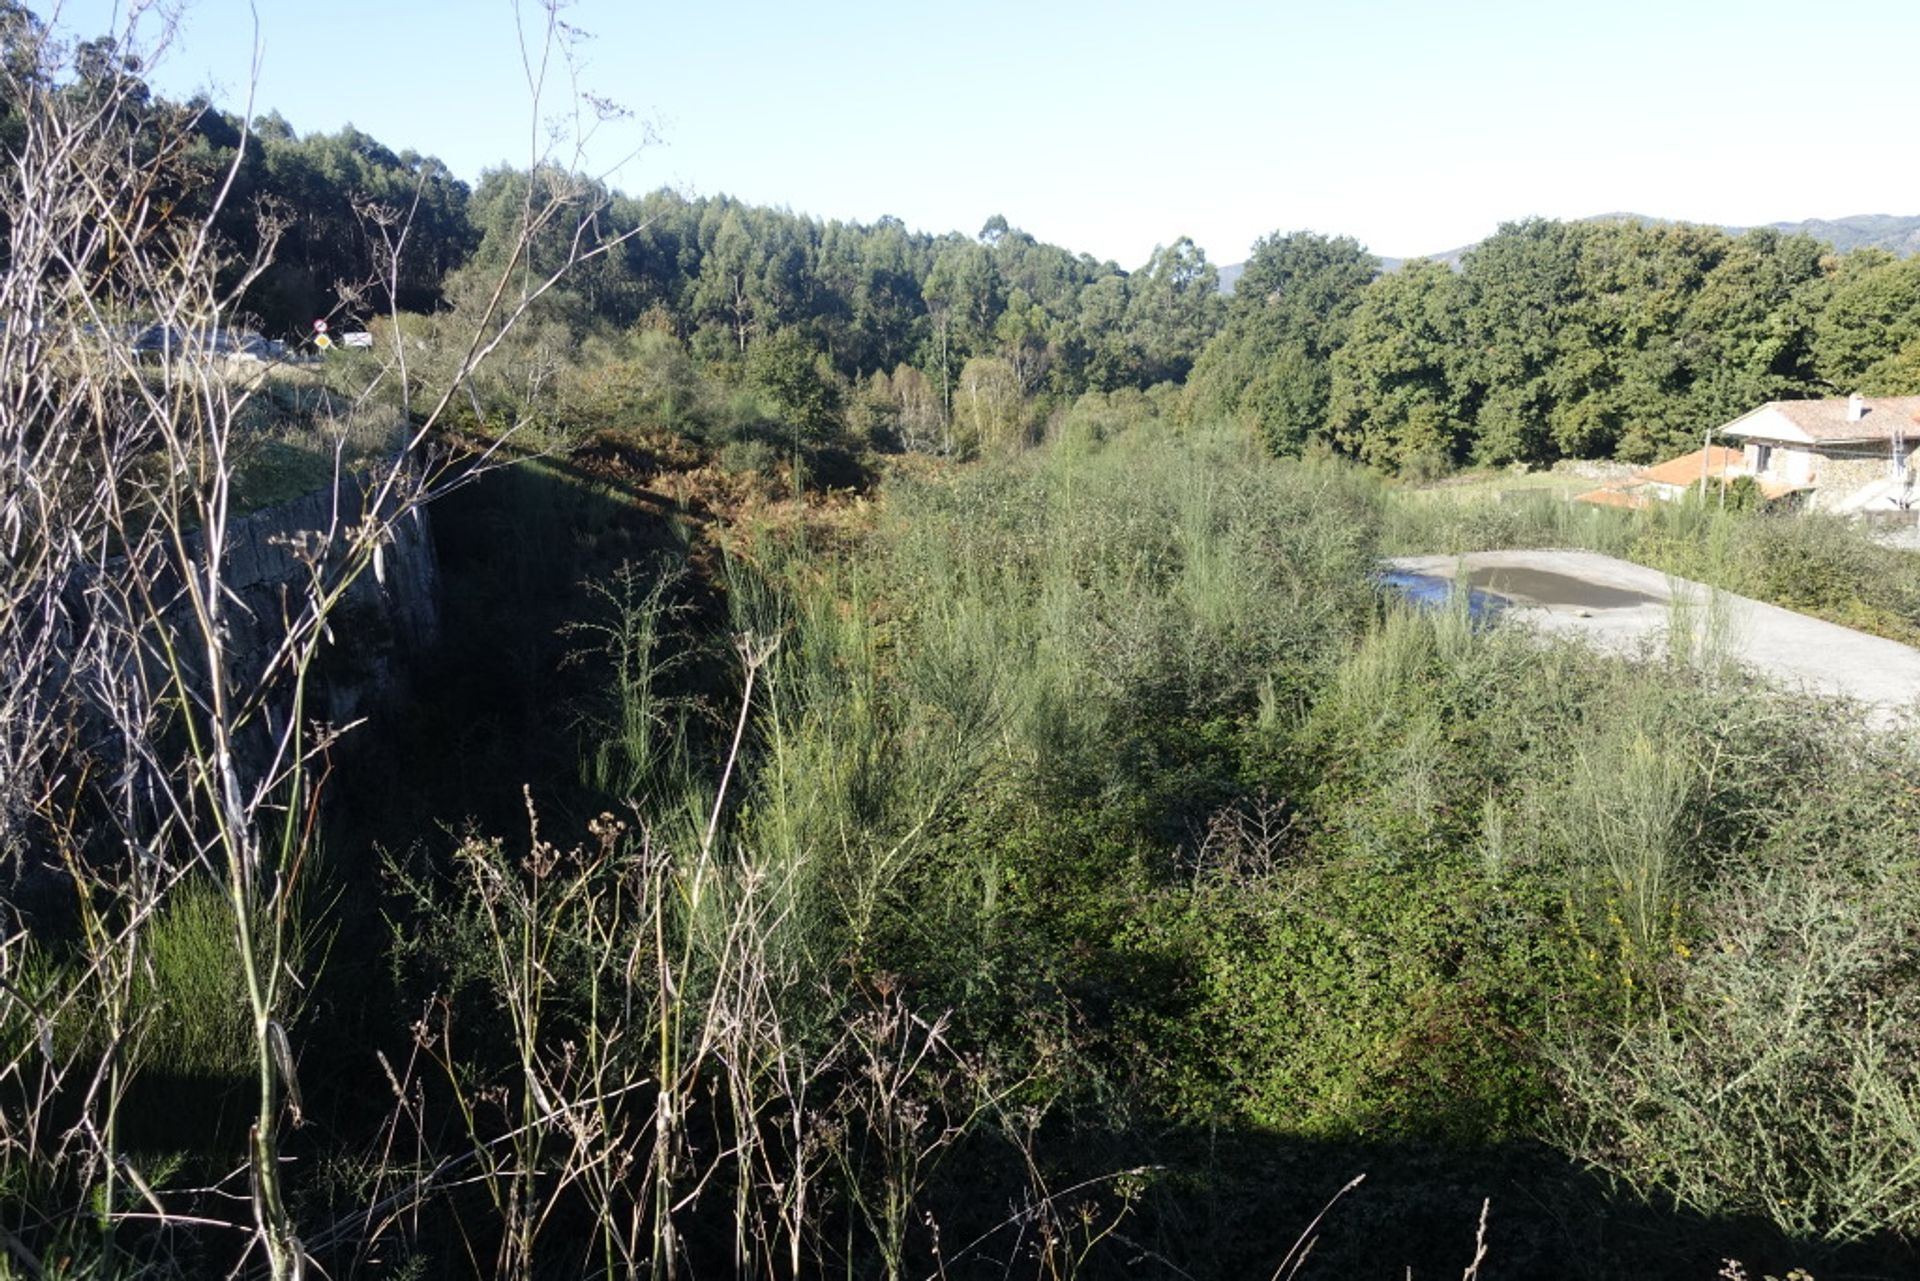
[48, 0, 1920, 269]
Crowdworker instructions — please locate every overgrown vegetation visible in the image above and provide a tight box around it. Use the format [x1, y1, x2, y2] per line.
[7, 4, 1920, 1279]
[254, 425, 1920, 1278]
[694, 430, 1920, 1273]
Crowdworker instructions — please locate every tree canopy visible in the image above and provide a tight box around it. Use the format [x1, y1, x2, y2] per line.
[12, 27, 1912, 474]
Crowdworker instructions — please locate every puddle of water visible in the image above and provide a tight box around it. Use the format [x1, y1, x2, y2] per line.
[1465, 566, 1659, 610]
[1375, 570, 1507, 621]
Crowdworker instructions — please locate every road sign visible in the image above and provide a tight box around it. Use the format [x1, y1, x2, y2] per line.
[312, 318, 328, 333]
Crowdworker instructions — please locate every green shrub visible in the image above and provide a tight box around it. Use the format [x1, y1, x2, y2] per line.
[1128, 859, 1556, 1141]
[518, 414, 1920, 1262]
[717, 435, 781, 477]
[563, 327, 710, 436]
[134, 875, 322, 1080]
[1552, 851, 1920, 1240]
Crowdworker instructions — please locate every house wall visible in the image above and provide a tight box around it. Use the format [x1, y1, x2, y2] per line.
[1811, 450, 1896, 510]
[1747, 442, 1813, 485]
[1742, 439, 1901, 508]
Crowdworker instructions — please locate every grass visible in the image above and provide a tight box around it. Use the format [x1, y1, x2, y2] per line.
[18, 409, 1920, 1278]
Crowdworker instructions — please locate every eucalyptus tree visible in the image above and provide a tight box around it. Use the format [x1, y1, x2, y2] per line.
[924, 236, 1002, 355]
[921, 236, 999, 416]
[850, 215, 929, 374]
[691, 202, 761, 353]
[246, 124, 478, 331]
[1062, 270, 1133, 391]
[1122, 237, 1223, 387]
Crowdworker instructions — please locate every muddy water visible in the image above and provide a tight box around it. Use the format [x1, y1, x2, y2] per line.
[1466, 566, 1660, 610]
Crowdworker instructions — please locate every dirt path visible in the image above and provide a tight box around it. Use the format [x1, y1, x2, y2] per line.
[1386, 548, 1920, 728]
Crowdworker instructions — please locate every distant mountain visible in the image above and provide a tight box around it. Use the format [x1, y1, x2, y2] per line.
[1760, 213, 1920, 256]
[1576, 211, 1920, 257]
[1216, 213, 1920, 290]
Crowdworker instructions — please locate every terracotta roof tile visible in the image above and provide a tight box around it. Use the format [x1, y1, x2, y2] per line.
[1635, 446, 1745, 488]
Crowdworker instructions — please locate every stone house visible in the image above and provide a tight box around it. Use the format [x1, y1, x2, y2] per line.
[1716, 394, 1919, 512]
[1574, 445, 1758, 510]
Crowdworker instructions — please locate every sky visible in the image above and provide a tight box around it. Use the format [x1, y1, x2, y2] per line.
[47, 0, 1920, 270]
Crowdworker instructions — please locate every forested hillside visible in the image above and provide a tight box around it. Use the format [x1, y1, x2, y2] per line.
[63, 49, 1920, 485]
[112, 87, 1228, 414]
[6, 9, 1920, 1281]
[1332, 212, 1920, 277]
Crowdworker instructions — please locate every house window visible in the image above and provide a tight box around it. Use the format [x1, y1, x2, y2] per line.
[1754, 443, 1773, 473]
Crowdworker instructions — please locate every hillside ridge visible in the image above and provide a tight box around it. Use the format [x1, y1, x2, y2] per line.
[1220, 212, 1920, 289]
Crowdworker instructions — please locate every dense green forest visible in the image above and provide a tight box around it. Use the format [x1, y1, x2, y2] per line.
[210, 102, 1920, 480]
[6, 9, 1920, 1281]
[30, 12, 1920, 484]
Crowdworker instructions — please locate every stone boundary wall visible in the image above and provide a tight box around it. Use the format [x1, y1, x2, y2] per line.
[6, 468, 443, 908]
[199, 471, 442, 725]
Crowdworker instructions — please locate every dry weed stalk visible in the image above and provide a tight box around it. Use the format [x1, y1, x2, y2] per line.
[354, 630, 1142, 1280]
[0, 6, 642, 1277]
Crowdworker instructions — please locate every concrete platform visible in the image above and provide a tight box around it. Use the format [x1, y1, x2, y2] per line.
[1386, 549, 1920, 727]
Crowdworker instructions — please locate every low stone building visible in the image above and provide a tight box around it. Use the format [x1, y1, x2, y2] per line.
[1716, 394, 1919, 513]
[1573, 445, 1791, 510]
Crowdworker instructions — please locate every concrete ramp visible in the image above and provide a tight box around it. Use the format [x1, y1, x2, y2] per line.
[1386, 549, 1920, 728]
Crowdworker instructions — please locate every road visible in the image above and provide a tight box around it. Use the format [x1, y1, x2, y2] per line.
[1385, 548, 1920, 728]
